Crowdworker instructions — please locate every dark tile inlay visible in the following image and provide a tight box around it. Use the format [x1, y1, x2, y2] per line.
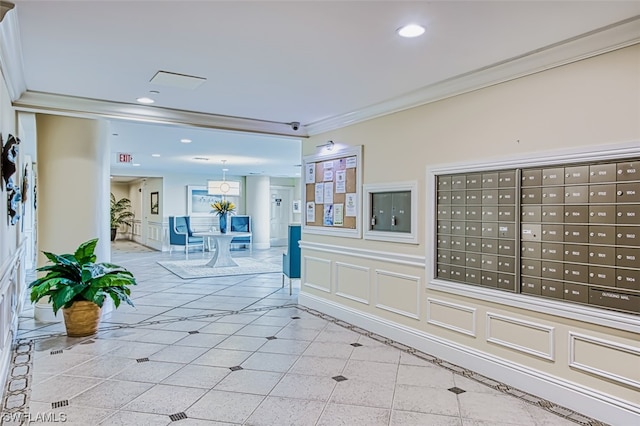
[448, 387, 466, 394]
[136, 357, 150, 363]
[229, 366, 243, 371]
[51, 400, 68, 409]
[291, 316, 301, 319]
[50, 349, 63, 355]
[188, 330, 200, 334]
[266, 336, 277, 340]
[350, 343, 363, 347]
[169, 412, 188, 421]
[332, 375, 348, 382]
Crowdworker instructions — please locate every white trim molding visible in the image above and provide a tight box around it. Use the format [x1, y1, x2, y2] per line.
[306, 17, 640, 135]
[374, 269, 421, 320]
[426, 298, 477, 337]
[303, 256, 332, 293]
[486, 312, 555, 361]
[299, 240, 425, 268]
[569, 332, 640, 390]
[299, 292, 640, 425]
[335, 262, 370, 305]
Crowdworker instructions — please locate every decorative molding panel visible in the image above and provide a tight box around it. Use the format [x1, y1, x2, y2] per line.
[426, 298, 477, 337]
[374, 269, 421, 320]
[335, 262, 370, 305]
[486, 312, 555, 361]
[569, 332, 640, 390]
[303, 256, 332, 293]
[299, 240, 425, 268]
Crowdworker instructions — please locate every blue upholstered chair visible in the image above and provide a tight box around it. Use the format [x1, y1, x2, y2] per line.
[282, 224, 301, 295]
[230, 215, 252, 252]
[169, 216, 205, 254]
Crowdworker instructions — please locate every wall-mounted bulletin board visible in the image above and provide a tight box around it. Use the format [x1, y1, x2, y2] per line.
[303, 145, 362, 238]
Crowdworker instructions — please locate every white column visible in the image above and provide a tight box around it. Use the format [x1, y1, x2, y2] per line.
[35, 114, 110, 321]
[245, 175, 270, 250]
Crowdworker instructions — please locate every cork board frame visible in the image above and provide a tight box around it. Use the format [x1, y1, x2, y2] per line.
[303, 145, 362, 238]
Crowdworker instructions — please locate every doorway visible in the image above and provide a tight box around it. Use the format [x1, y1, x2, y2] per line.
[270, 186, 292, 246]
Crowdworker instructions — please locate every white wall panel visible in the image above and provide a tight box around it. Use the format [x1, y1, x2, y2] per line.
[486, 312, 555, 361]
[375, 269, 421, 320]
[426, 298, 477, 337]
[335, 262, 370, 305]
[569, 332, 640, 389]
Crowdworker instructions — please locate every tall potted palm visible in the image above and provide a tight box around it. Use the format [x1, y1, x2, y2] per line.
[29, 238, 136, 337]
[110, 193, 134, 241]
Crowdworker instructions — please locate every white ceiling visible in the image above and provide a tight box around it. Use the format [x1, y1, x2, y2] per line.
[5, 1, 640, 179]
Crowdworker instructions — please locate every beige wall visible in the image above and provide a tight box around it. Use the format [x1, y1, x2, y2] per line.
[300, 44, 640, 422]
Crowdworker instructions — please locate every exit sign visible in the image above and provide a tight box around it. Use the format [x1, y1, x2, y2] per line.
[117, 153, 133, 163]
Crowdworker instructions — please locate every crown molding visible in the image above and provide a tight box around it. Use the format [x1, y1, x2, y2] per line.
[0, 6, 26, 100]
[306, 16, 640, 136]
[12, 91, 308, 138]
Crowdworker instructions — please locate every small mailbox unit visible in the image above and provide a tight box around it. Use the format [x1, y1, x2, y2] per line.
[363, 182, 418, 244]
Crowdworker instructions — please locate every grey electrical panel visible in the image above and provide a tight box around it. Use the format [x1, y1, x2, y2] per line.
[435, 159, 640, 315]
[371, 190, 411, 233]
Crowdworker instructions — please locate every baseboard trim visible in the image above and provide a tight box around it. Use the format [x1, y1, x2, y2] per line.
[299, 292, 640, 425]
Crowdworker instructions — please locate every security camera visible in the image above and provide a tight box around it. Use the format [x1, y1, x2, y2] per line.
[290, 122, 300, 131]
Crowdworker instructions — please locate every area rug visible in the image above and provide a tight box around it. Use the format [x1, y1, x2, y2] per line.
[157, 258, 281, 279]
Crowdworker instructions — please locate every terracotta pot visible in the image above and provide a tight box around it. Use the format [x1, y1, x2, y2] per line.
[62, 301, 101, 337]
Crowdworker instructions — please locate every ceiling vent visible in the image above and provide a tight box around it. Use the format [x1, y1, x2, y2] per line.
[150, 71, 206, 90]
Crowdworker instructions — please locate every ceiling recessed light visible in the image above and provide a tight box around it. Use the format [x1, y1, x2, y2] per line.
[397, 23, 425, 38]
[151, 153, 161, 157]
[136, 97, 155, 104]
[180, 138, 192, 144]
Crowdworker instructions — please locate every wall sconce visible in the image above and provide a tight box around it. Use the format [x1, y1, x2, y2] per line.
[316, 140, 334, 151]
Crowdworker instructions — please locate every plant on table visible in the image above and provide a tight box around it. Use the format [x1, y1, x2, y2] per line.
[28, 238, 137, 337]
[211, 200, 236, 233]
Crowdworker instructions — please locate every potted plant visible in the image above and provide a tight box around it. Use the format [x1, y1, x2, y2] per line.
[28, 238, 136, 337]
[110, 193, 134, 241]
[211, 200, 236, 233]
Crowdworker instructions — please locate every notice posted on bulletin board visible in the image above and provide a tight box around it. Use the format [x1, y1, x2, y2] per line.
[303, 146, 361, 236]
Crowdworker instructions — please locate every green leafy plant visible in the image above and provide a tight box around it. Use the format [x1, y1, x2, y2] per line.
[211, 200, 236, 216]
[110, 193, 134, 229]
[28, 238, 136, 314]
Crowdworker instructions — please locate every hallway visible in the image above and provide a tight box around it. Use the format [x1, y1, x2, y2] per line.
[1, 243, 593, 425]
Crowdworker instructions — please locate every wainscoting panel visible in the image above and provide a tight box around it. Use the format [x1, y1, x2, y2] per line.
[426, 298, 476, 337]
[486, 313, 555, 361]
[374, 269, 421, 320]
[335, 262, 370, 305]
[569, 332, 640, 389]
[303, 256, 332, 293]
[0, 243, 26, 398]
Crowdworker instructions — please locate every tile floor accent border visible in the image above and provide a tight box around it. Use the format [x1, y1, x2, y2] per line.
[295, 305, 608, 426]
[1, 304, 608, 426]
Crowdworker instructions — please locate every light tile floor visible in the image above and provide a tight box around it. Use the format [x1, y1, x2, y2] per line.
[1, 242, 603, 425]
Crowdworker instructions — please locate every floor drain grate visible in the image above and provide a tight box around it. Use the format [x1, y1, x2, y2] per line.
[136, 357, 150, 363]
[448, 387, 466, 394]
[50, 349, 63, 355]
[51, 400, 69, 409]
[332, 375, 348, 382]
[169, 412, 188, 421]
